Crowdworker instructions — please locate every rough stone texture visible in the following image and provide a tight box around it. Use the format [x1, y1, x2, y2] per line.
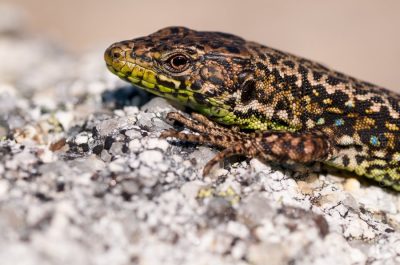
[1, 6, 400, 265]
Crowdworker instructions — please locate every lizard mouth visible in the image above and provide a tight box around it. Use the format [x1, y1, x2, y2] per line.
[105, 56, 196, 104]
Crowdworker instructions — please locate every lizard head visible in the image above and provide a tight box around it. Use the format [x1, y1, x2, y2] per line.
[105, 26, 274, 129]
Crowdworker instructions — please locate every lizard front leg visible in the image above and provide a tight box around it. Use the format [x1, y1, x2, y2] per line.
[161, 112, 337, 175]
[164, 112, 243, 137]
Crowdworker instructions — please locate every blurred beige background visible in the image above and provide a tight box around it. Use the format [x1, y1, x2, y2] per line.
[5, 0, 400, 90]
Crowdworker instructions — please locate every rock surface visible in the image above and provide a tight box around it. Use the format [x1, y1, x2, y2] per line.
[1, 5, 400, 265]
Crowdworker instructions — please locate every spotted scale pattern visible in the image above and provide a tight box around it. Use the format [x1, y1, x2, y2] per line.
[105, 27, 400, 191]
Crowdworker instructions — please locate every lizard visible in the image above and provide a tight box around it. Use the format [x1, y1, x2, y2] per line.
[104, 26, 400, 191]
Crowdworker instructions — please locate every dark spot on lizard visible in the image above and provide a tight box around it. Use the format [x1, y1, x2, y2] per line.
[312, 71, 323, 81]
[191, 79, 204, 90]
[225, 45, 241, 54]
[240, 79, 257, 103]
[283, 60, 295, 69]
[342, 155, 350, 167]
[326, 76, 344, 86]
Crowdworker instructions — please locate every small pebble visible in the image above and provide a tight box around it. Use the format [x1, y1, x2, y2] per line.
[108, 158, 126, 173]
[128, 139, 142, 152]
[139, 150, 164, 166]
[344, 178, 361, 192]
[74, 133, 89, 145]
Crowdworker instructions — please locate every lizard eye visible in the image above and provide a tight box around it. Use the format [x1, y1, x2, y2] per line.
[164, 54, 190, 73]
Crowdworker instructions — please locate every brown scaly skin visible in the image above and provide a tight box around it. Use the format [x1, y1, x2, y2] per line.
[105, 26, 400, 191]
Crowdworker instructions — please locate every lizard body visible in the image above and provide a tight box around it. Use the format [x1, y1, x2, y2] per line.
[105, 26, 400, 191]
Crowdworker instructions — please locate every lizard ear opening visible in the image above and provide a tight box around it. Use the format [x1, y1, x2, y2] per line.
[240, 78, 257, 104]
